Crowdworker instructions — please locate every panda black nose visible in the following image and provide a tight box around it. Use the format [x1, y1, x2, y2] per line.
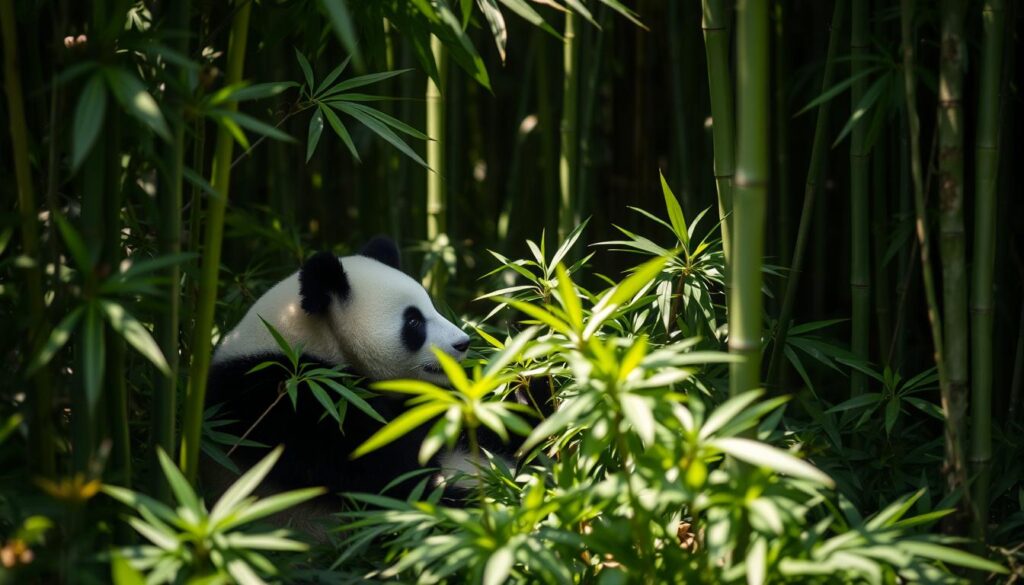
[452, 337, 470, 353]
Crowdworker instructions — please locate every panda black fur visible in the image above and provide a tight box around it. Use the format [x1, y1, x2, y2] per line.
[205, 237, 472, 501]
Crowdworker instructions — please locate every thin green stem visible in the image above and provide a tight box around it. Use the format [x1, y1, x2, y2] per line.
[152, 0, 190, 500]
[701, 0, 735, 267]
[180, 0, 252, 483]
[558, 10, 579, 244]
[850, 0, 870, 398]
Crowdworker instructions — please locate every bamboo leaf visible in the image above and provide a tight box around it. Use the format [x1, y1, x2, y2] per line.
[306, 379, 340, 423]
[319, 377, 386, 424]
[210, 446, 285, 524]
[319, 0, 362, 70]
[660, 170, 689, 247]
[26, 306, 84, 374]
[321, 69, 414, 97]
[477, 0, 508, 62]
[103, 67, 171, 140]
[712, 437, 835, 487]
[315, 56, 352, 97]
[306, 109, 324, 162]
[156, 448, 202, 517]
[332, 102, 428, 168]
[99, 300, 171, 375]
[294, 48, 315, 90]
[352, 403, 448, 459]
[215, 109, 294, 143]
[320, 105, 360, 161]
[72, 74, 108, 171]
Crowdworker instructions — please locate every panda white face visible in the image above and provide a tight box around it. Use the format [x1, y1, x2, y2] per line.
[212, 237, 469, 388]
[325, 254, 470, 386]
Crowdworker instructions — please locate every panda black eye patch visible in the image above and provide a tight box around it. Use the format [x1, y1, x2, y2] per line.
[401, 306, 427, 352]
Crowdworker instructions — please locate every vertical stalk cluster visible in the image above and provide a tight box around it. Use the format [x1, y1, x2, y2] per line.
[849, 0, 870, 398]
[970, 0, 1006, 542]
[701, 0, 735, 266]
[767, 0, 845, 389]
[180, 0, 252, 483]
[729, 0, 768, 397]
[1, 0, 55, 477]
[900, 0, 966, 502]
[937, 0, 969, 510]
[425, 36, 447, 298]
[558, 11, 579, 244]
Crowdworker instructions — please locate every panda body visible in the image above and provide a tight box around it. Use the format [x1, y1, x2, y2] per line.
[206, 237, 471, 500]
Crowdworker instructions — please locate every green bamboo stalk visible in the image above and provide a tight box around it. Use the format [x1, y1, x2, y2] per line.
[772, 0, 791, 269]
[180, 0, 252, 483]
[701, 0, 735, 266]
[767, 0, 845, 389]
[970, 0, 1005, 542]
[536, 29, 558, 238]
[1, 0, 55, 477]
[558, 10, 579, 244]
[424, 35, 447, 298]
[151, 0, 190, 499]
[730, 0, 768, 397]
[900, 0, 967, 500]
[850, 0, 870, 398]
[667, 0, 693, 213]
[937, 0, 969, 502]
[105, 111, 131, 490]
[872, 135, 893, 356]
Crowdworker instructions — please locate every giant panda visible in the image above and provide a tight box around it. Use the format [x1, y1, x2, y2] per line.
[205, 236, 472, 502]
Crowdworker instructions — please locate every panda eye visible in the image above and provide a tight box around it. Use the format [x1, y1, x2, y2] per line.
[406, 316, 422, 327]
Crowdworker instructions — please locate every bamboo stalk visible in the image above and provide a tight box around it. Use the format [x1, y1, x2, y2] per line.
[900, 0, 967, 502]
[558, 10, 579, 244]
[536, 29, 558, 239]
[850, 0, 870, 398]
[970, 0, 1005, 543]
[701, 0, 735, 266]
[151, 0, 190, 500]
[0, 0, 55, 477]
[105, 111, 131, 490]
[424, 35, 447, 298]
[180, 0, 252, 483]
[772, 0, 790, 269]
[730, 0, 768, 397]
[767, 0, 845, 389]
[667, 0, 693, 213]
[937, 0, 969, 504]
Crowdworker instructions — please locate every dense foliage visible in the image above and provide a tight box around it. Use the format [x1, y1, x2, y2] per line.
[1, 0, 1022, 583]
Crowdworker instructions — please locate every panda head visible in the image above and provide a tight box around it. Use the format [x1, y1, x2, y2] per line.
[297, 236, 470, 386]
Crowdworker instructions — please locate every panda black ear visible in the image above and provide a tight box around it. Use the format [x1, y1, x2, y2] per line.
[359, 235, 401, 270]
[299, 251, 350, 314]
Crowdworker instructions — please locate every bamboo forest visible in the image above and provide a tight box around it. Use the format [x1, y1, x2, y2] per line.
[1, 0, 1023, 583]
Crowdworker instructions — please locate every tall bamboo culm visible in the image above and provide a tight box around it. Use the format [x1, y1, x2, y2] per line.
[180, 0, 252, 483]
[152, 0, 190, 500]
[1, 0, 55, 477]
[767, 0, 845, 389]
[937, 0, 969, 512]
[701, 0, 735, 266]
[424, 36, 447, 298]
[558, 11, 579, 243]
[850, 0, 870, 398]
[970, 0, 1005, 543]
[899, 0, 967, 503]
[729, 0, 768, 397]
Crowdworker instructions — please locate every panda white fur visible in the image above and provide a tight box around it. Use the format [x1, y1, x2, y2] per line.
[206, 236, 473, 500]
